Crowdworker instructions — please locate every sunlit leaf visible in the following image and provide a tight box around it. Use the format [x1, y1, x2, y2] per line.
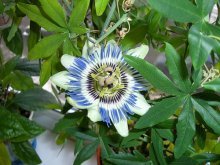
[0, 143, 11, 165]
[95, 0, 110, 16]
[29, 33, 67, 59]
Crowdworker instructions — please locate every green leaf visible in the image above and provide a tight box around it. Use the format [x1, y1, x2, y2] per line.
[40, 53, 61, 86]
[0, 143, 11, 165]
[121, 25, 148, 51]
[124, 55, 182, 95]
[165, 42, 191, 92]
[15, 58, 40, 76]
[7, 17, 22, 42]
[54, 112, 85, 132]
[121, 129, 146, 147]
[39, 0, 67, 28]
[197, 0, 215, 17]
[192, 98, 220, 134]
[191, 68, 203, 91]
[12, 87, 61, 111]
[192, 153, 220, 164]
[188, 23, 219, 69]
[73, 140, 99, 165]
[74, 139, 84, 155]
[135, 96, 183, 129]
[17, 3, 67, 32]
[68, 0, 90, 32]
[148, 0, 201, 23]
[174, 97, 196, 158]
[0, 108, 44, 142]
[95, 0, 110, 16]
[2, 28, 23, 56]
[71, 26, 88, 35]
[149, 143, 158, 165]
[40, 57, 52, 86]
[0, 56, 18, 80]
[107, 153, 150, 165]
[66, 128, 98, 141]
[11, 141, 41, 165]
[56, 133, 67, 145]
[0, 1, 4, 14]
[99, 136, 113, 159]
[196, 125, 206, 149]
[28, 21, 41, 51]
[156, 129, 174, 142]
[154, 119, 177, 129]
[151, 129, 167, 165]
[63, 38, 81, 56]
[170, 156, 198, 165]
[202, 78, 220, 92]
[29, 33, 66, 60]
[3, 70, 34, 91]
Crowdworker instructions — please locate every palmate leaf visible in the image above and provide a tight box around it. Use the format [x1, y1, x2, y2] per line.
[17, 3, 67, 32]
[68, 0, 90, 32]
[148, 0, 201, 23]
[174, 97, 195, 158]
[63, 38, 81, 56]
[99, 136, 114, 159]
[11, 141, 41, 165]
[165, 43, 191, 93]
[39, 0, 67, 28]
[192, 98, 220, 134]
[135, 96, 184, 129]
[29, 33, 67, 60]
[124, 55, 182, 95]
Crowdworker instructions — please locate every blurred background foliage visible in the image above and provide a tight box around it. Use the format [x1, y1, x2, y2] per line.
[0, 0, 220, 164]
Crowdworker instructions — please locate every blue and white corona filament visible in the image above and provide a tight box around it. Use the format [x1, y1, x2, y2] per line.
[51, 40, 151, 137]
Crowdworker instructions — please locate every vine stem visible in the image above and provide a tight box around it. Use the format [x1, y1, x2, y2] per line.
[100, 0, 116, 37]
[96, 14, 128, 44]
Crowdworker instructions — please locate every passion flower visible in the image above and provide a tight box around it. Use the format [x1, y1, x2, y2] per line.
[51, 40, 151, 137]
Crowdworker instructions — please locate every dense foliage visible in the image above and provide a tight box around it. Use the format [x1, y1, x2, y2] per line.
[0, 0, 220, 164]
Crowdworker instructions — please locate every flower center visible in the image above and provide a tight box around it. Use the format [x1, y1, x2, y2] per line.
[91, 65, 124, 97]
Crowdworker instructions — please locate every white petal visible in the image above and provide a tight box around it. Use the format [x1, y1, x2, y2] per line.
[87, 105, 102, 122]
[50, 71, 70, 90]
[61, 54, 76, 69]
[106, 40, 117, 46]
[113, 119, 129, 137]
[67, 97, 99, 109]
[131, 92, 151, 116]
[126, 44, 149, 59]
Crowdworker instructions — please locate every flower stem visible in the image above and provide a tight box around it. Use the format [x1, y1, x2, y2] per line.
[100, 0, 116, 37]
[96, 14, 128, 44]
